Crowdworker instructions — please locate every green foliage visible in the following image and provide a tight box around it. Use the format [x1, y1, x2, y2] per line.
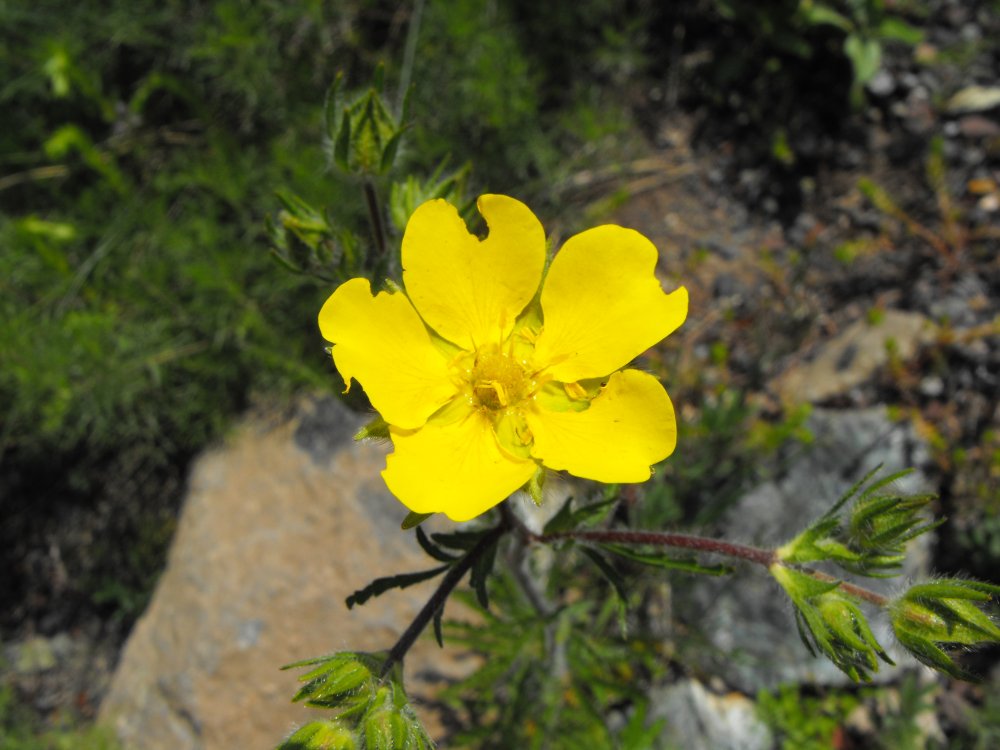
[1, 0, 379, 625]
[771, 566, 893, 681]
[279, 654, 433, 750]
[441, 577, 666, 750]
[757, 683, 862, 750]
[778, 467, 941, 575]
[890, 579, 1000, 679]
[0, 685, 120, 750]
[759, 676, 941, 750]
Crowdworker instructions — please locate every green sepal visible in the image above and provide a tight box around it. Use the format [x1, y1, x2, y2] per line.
[890, 578, 1000, 678]
[777, 467, 939, 577]
[525, 466, 545, 506]
[402, 511, 433, 530]
[277, 719, 356, 750]
[354, 416, 390, 442]
[771, 565, 892, 682]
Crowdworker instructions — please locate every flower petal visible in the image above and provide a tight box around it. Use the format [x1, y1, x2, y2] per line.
[383, 407, 537, 521]
[402, 194, 546, 350]
[319, 277, 456, 429]
[532, 225, 688, 382]
[526, 369, 677, 483]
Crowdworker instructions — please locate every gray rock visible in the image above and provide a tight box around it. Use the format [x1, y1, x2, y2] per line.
[776, 311, 936, 404]
[679, 407, 933, 693]
[99, 396, 474, 750]
[649, 678, 772, 750]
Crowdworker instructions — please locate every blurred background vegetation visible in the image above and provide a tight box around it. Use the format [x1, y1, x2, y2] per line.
[3, 0, 999, 746]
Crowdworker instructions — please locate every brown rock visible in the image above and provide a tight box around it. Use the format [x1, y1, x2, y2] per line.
[99, 396, 474, 749]
[776, 310, 936, 404]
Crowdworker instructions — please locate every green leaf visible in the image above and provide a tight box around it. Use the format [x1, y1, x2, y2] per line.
[580, 548, 628, 606]
[801, 3, 853, 32]
[844, 33, 882, 86]
[345, 565, 449, 609]
[277, 720, 356, 750]
[600, 543, 733, 576]
[581, 547, 629, 637]
[543, 496, 617, 534]
[431, 529, 489, 552]
[876, 18, 923, 45]
[414, 526, 457, 562]
[323, 74, 344, 141]
[432, 602, 445, 648]
[469, 534, 500, 609]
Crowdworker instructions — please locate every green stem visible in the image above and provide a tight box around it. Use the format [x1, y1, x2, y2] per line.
[363, 178, 388, 274]
[380, 520, 509, 678]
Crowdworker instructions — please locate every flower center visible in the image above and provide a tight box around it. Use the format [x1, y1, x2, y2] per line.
[471, 351, 530, 411]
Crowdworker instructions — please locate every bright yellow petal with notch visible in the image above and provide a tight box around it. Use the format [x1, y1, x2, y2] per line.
[532, 225, 688, 382]
[401, 194, 546, 350]
[526, 369, 677, 483]
[383, 408, 537, 521]
[319, 278, 456, 430]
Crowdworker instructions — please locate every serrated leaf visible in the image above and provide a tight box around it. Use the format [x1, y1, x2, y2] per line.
[346, 565, 449, 609]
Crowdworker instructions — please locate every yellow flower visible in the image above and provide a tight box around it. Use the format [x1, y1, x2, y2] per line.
[319, 195, 688, 521]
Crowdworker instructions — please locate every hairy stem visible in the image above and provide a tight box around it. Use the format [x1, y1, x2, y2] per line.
[539, 529, 777, 567]
[381, 520, 508, 677]
[538, 528, 890, 608]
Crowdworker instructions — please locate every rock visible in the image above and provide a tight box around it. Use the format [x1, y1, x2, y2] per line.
[649, 678, 772, 750]
[959, 115, 1000, 138]
[99, 396, 474, 750]
[678, 407, 933, 693]
[945, 86, 1000, 115]
[776, 311, 936, 404]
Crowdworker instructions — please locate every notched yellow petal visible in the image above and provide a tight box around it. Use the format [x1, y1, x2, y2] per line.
[383, 408, 537, 522]
[401, 194, 546, 350]
[533, 225, 688, 382]
[527, 369, 677, 483]
[318, 277, 457, 430]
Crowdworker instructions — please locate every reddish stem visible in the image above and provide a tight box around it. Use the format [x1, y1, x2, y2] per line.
[539, 529, 777, 568]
